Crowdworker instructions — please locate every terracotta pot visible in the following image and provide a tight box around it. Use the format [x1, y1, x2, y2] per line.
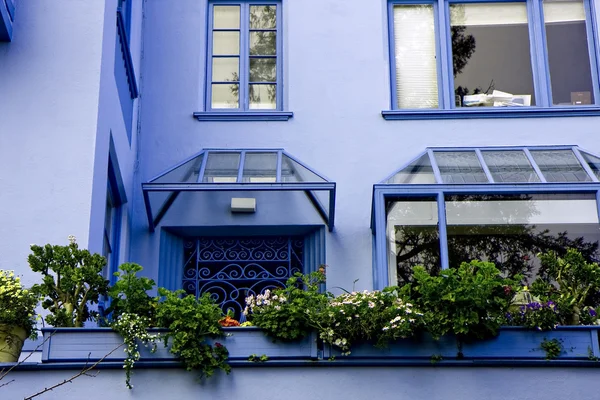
[0, 324, 27, 362]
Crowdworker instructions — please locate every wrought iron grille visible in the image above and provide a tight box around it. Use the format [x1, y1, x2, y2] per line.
[183, 236, 304, 320]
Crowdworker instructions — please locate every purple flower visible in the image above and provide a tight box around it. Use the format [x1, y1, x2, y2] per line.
[590, 309, 597, 317]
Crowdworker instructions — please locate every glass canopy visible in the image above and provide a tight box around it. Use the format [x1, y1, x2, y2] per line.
[383, 146, 600, 184]
[143, 149, 335, 231]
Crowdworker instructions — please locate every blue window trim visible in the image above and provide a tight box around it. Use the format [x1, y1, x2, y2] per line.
[385, 0, 600, 119]
[116, 7, 138, 99]
[0, 0, 14, 41]
[203, 0, 287, 117]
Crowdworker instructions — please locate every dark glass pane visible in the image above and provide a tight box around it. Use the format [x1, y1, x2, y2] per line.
[445, 193, 600, 283]
[482, 151, 541, 183]
[250, 32, 276, 55]
[250, 5, 276, 29]
[451, 3, 535, 107]
[386, 198, 440, 285]
[435, 151, 489, 184]
[544, 0, 594, 105]
[250, 58, 276, 82]
[581, 151, 600, 180]
[530, 150, 592, 182]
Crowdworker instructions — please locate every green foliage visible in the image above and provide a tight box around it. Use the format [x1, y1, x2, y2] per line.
[405, 260, 520, 341]
[107, 263, 157, 322]
[540, 338, 563, 360]
[534, 249, 600, 325]
[0, 270, 39, 337]
[244, 271, 329, 341]
[314, 287, 420, 355]
[28, 236, 109, 327]
[248, 354, 268, 362]
[156, 288, 230, 378]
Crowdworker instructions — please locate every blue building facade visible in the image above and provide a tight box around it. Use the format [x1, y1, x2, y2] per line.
[3, 0, 600, 398]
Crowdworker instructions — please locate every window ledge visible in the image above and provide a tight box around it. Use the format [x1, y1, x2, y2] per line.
[382, 107, 600, 120]
[193, 111, 294, 121]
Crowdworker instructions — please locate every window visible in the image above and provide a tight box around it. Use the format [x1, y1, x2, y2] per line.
[388, 0, 599, 112]
[103, 157, 124, 285]
[373, 146, 600, 289]
[206, 1, 282, 111]
[182, 236, 303, 320]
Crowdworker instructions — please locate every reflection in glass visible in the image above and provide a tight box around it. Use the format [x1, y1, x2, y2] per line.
[530, 150, 592, 182]
[250, 58, 276, 82]
[482, 151, 541, 183]
[445, 194, 600, 282]
[386, 154, 436, 184]
[249, 84, 276, 109]
[213, 6, 240, 29]
[250, 6, 277, 29]
[213, 31, 240, 55]
[581, 151, 600, 180]
[203, 153, 241, 183]
[387, 198, 440, 285]
[393, 5, 438, 109]
[435, 151, 488, 183]
[242, 152, 278, 182]
[211, 84, 239, 108]
[250, 32, 276, 55]
[544, 0, 594, 105]
[451, 3, 535, 107]
[152, 155, 204, 184]
[212, 58, 239, 82]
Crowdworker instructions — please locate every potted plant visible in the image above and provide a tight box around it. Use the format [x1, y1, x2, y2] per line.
[0, 270, 39, 362]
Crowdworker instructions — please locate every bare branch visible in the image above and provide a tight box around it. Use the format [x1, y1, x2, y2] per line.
[0, 333, 54, 383]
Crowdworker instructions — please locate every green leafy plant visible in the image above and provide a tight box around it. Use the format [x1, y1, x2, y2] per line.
[156, 288, 230, 379]
[314, 287, 420, 355]
[106, 263, 159, 389]
[532, 249, 600, 325]
[243, 271, 329, 341]
[540, 338, 563, 360]
[248, 354, 268, 362]
[404, 260, 521, 341]
[29, 236, 109, 327]
[0, 270, 39, 338]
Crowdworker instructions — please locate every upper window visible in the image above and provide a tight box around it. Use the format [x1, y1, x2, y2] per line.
[207, 2, 282, 111]
[388, 0, 599, 110]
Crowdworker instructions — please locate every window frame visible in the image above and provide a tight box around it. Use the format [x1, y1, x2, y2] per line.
[205, 0, 284, 113]
[385, 0, 600, 118]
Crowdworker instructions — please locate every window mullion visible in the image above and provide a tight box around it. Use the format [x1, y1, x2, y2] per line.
[438, 0, 454, 108]
[584, 0, 600, 105]
[529, 0, 551, 107]
[437, 192, 450, 270]
[240, 4, 250, 110]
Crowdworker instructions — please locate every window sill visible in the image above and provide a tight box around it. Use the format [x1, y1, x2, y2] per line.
[193, 111, 294, 121]
[382, 106, 600, 120]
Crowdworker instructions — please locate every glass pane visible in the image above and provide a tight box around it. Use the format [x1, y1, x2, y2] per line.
[213, 6, 240, 29]
[393, 5, 438, 109]
[386, 153, 436, 184]
[242, 152, 278, 182]
[530, 150, 592, 182]
[281, 155, 326, 182]
[544, 0, 594, 105]
[250, 58, 276, 82]
[211, 84, 239, 109]
[152, 154, 204, 183]
[213, 31, 240, 55]
[482, 151, 541, 183]
[434, 151, 489, 183]
[202, 152, 241, 183]
[250, 5, 277, 29]
[386, 198, 440, 285]
[451, 3, 535, 107]
[250, 32, 276, 55]
[581, 151, 600, 180]
[445, 194, 600, 282]
[249, 84, 276, 109]
[212, 57, 239, 82]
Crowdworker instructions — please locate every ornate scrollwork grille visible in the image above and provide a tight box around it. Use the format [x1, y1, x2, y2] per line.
[183, 236, 304, 320]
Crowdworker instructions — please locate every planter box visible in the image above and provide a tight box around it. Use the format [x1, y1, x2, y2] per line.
[41, 327, 318, 363]
[324, 326, 600, 361]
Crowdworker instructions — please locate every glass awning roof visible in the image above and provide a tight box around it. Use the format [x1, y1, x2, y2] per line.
[142, 149, 336, 231]
[382, 146, 600, 184]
